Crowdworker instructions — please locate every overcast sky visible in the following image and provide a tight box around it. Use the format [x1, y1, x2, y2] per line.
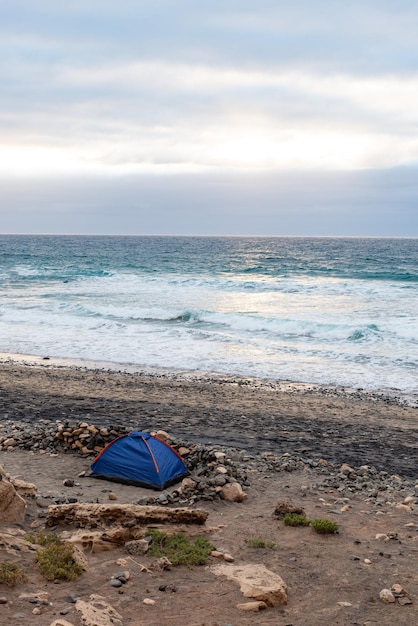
[1, 1, 418, 236]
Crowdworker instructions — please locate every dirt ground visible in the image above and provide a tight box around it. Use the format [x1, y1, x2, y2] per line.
[1, 361, 418, 624]
[1, 449, 418, 626]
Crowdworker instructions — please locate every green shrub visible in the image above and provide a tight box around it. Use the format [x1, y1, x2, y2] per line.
[0, 561, 27, 586]
[283, 513, 310, 527]
[25, 531, 61, 547]
[26, 532, 83, 581]
[147, 529, 214, 566]
[244, 538, 275, 549]
[310, 518, 339, 534]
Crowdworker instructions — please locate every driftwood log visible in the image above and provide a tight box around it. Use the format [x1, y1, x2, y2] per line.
[46, 503, 209, 528]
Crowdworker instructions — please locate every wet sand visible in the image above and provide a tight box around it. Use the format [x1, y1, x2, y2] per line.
[0, 361, 417, 478]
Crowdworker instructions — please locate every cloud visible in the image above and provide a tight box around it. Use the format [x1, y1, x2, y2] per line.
[1, 1, 418, 234]
[1, 168, 417, 236]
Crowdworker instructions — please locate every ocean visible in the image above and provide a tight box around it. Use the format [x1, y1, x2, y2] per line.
[0, 235, 417, 404]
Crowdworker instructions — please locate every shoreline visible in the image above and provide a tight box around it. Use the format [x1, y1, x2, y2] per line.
[0, 359, 417, 479]
[0, 351, 416, 408]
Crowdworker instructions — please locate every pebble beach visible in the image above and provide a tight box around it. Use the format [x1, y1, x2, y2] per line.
[1, 360, 417, 478]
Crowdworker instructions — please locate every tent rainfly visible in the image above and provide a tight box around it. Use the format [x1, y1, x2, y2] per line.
[90, 431, 189, 490]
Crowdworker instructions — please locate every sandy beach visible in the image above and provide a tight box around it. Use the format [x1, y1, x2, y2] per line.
[1, 362, 418, 625]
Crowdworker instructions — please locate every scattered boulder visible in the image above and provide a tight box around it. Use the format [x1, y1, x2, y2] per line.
[379, 588, 396, 603]
[71, 543, 89, 571]
[390, 584, 413, 605]
[155, 430, 169, 442]
[125, 538, 151, 555]
[221, 482, 247, 502]
[63, 526, 145, 553]
[10, 478, 37, 498]
[75, 594, 122, 626]
[274, 499, 305, 518]
[19, 591, 50, 605]
[0, 478, 26, 522]
[46, 502, 209, 528]
[212, 563, 287, 606]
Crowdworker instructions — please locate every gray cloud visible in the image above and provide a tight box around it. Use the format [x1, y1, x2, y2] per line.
[2, 1, 418, 235]
[1, 168, 417, 236]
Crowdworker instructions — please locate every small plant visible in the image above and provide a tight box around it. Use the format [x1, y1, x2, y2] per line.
[147, 529, 214, 566]
[310, 518, 339, 534]
[283, 513, 311, 527]
[0, 561, 27, 586]
[25, 531, 61, 547]
[245, 538, 275, 549]
[26, 532, 83, 581]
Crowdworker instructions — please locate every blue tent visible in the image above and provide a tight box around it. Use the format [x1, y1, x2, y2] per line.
[90, 431, 189, 490]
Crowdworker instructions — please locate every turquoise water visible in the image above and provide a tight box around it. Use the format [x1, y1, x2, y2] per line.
[0, 235, 417, 402]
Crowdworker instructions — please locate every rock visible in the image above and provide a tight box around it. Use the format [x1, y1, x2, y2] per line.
[48, 621, 76, 626]
[391, 583, 408, 596]
[395, 503, 413, 511]
[143, 598, 156, 605]
[75, 594, 122, 626]
[179, 477, 197, 492]
[223, 553, 235, 562]
[211, 550, 224, 558]
[46, 502, 209, 528]
[221, 482, 247, 502]
[71, 543, 89, 571]
[68, 594, 80, 603]
[108, 492, 117, 501]
[125, 539, 150, 555]
[154, 557, 172, 570]
[159, 584, 177, 593]
[398, 596, 413, 605]
[10, 478, 37, 498]
[0, 597, 8, 604]
[340, 463, 354, 475]
[0, 480, 26, 521]
[379, 589, 396, 603]
[19, 591, 50, 605]
[236, 601, 267, 611]
[212, 563, 287, 606]
[156, 430, 169, 441]
[64, 526, 144, 553]
[274, 500, 305, 518]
